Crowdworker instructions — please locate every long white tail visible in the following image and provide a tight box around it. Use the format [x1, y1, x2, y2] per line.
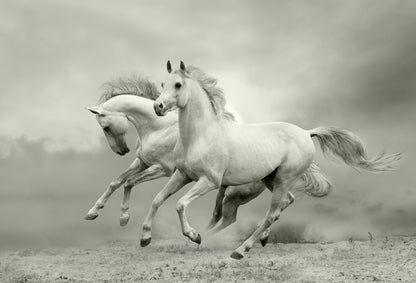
[309, 126, 401, 173]
[293, 162, 332, 198]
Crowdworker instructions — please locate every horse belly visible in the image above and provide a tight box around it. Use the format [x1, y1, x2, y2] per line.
[222, 142, 284, 185]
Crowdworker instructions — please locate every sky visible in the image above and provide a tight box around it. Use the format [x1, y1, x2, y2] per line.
[0, 0, 415, 249]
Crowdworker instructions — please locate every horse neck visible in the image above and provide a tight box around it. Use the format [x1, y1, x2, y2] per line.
[178, 82, 219, 146]
[105, 95, 174, 139]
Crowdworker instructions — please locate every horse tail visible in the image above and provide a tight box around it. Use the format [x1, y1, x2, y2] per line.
[309, 126, 401, 173]
[293, 162, 332, 198]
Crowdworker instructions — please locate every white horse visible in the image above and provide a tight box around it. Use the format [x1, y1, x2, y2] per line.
[85, 76, 308, 246]
[85, 77, 177, 228]
[153, 61, 401, 259]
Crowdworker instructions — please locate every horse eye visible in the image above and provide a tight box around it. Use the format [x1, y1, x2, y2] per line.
[161, 82, 164, 88]
[103, 126, 110, 132]
[175, 82, 182, 89]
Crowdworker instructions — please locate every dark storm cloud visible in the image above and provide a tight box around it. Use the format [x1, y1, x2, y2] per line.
[239, 1, 416, 124]
[2, 0, 415, 150]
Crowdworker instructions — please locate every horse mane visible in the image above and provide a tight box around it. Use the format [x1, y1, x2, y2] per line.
[186, 66, 235, 121]
[99, 75, 159, 103]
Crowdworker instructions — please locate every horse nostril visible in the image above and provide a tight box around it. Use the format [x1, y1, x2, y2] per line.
[158, 103, 163, 110]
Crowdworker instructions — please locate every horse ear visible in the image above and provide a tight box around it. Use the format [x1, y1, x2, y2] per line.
[180, 61, 186, 72]
[86, 106, 101, 115]
[167, 60, 172, 73]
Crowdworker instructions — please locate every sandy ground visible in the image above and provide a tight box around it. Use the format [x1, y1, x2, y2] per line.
[1, 236, 415, 282]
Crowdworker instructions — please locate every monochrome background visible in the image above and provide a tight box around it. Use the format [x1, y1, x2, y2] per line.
[1, 0, 414, 250]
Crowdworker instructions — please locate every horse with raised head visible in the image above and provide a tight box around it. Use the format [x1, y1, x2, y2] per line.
[154, 61, 401, 259]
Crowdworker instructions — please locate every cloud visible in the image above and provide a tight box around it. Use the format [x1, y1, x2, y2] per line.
[2, 0, 416, 153]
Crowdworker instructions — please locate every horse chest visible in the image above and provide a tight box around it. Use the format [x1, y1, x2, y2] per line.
[174, 144, 223, 181]
[138, 137, 176, 172]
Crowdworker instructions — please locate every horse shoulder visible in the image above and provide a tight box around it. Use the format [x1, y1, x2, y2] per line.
[138, 128, 177, 171]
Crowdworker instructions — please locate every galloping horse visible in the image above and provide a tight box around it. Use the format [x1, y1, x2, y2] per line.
[85, 76, 326, 246]
[154, 61, 401, 259]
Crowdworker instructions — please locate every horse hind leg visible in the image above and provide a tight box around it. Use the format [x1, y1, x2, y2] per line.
[118, 164, 167, 227]
[206, 186, 226, 231]
[208, 198, 239, 234]
[231, 172, 298, 260]
[259, 191, 295, 246]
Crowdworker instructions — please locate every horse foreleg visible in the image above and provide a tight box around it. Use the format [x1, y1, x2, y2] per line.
[176, 177, 218, 244]
[206, 186, 226, 230]
[119, 184, 132, 226]
[85, 158, 145, 220]
[119, 164, 167, 226]
[140, 170, 191, 247]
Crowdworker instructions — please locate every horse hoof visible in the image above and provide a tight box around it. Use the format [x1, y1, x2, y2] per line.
[140, 237, 152, 247]
[119, 214, 130, 226]
[85, 212, 99, 220]
[260, 236, 269, 247]
[230, 251, 244, 260]
[194, 233, 202, 245]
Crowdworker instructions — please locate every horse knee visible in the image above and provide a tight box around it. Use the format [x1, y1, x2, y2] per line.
[124, 182, 133, 190]
[176, 201, 185, 214]
[110, 180, 122, 190]
[125, 179, 135, 187]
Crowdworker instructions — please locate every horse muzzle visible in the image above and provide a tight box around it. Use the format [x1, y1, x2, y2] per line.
[117, 147, 130, 156]
[153, 101, 167, 116]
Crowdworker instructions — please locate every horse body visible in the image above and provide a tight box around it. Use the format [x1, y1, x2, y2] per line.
[154, 61, 400, 259]
[156, 66, 313, 253]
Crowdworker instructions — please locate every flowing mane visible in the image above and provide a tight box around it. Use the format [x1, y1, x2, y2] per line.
[99, 75, 159, 103]
[185, 66, 235, 121]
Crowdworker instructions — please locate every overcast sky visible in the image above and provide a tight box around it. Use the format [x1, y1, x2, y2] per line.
[1, 0, 415, 249]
